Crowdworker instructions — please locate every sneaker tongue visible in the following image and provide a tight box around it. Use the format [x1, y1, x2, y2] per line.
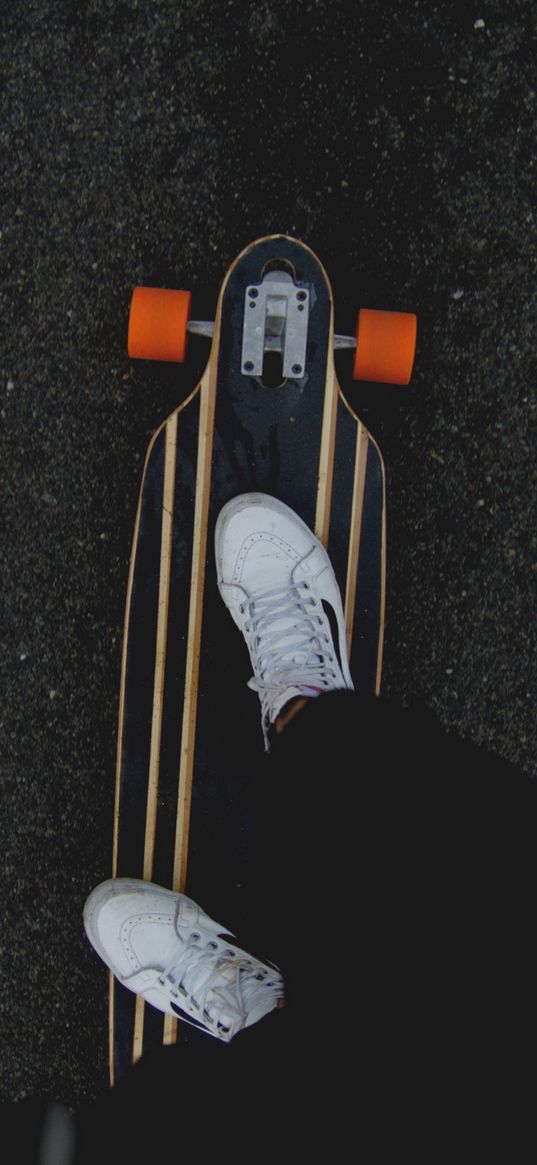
[252, 589, 318, 669]
[216, 962, 238, 986]
[204, 962, 244, 1029]
[255, 616, 309, 662]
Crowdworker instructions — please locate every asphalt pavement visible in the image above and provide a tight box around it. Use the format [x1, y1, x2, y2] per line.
[1, 0, 535, 1111]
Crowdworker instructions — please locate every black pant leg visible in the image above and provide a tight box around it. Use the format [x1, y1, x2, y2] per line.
[251, 692, 536, 1046]
[75, 694, 536, 1160]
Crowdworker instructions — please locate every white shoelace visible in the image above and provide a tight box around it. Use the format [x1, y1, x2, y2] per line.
[158, 935, 280, 1038]
[241, 581, 340, 734]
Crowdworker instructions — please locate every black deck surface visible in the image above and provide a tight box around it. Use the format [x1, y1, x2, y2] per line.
[112, 237, 384, 1078]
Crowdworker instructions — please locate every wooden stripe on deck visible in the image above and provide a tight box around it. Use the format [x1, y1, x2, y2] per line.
[109, 418, 169, 1085]
[131, 414, 178, 1063]
[314, 317, 337, 546]
[344, 423, 369, 658]
[162, 331, 220, 1048]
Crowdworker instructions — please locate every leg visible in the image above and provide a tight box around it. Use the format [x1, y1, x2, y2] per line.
[79, 491, 535, 1158]
[252, 688, 536, 1059]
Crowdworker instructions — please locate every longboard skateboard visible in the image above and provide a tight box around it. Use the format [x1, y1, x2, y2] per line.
[110, 235, 416, 1084]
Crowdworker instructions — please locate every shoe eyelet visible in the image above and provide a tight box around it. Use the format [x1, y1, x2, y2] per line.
[208, 940, 218, 950]
[191, 933, 200, 941]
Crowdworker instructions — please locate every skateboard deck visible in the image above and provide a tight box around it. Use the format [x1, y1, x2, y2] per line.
[110, 235, 415, 1083]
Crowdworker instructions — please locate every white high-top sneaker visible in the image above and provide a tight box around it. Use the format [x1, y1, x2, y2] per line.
[84, 880, 283, 1042]
[215, 493, 354, 748]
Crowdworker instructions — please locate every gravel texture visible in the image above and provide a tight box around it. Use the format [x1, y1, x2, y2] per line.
[1, 0, 535, 1109]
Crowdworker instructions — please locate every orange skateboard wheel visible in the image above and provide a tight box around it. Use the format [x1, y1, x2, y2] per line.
[353, 308, 417, 384]
[128, 287, 192, 362]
